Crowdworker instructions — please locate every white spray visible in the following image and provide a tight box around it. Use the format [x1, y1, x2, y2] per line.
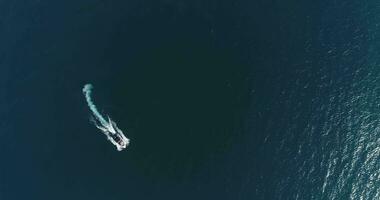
[83, 84, 129, 151]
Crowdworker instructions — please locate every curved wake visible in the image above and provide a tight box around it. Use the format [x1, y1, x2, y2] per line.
[83, 84, 129, 151]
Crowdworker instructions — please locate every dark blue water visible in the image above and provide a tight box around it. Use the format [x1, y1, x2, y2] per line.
[1, 1, 379, 199]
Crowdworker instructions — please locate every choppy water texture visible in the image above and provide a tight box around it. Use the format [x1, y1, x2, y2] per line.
[247, 1, 380, 199]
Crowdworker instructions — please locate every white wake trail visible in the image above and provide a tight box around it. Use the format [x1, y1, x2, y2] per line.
[83, 84, 130, 151]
